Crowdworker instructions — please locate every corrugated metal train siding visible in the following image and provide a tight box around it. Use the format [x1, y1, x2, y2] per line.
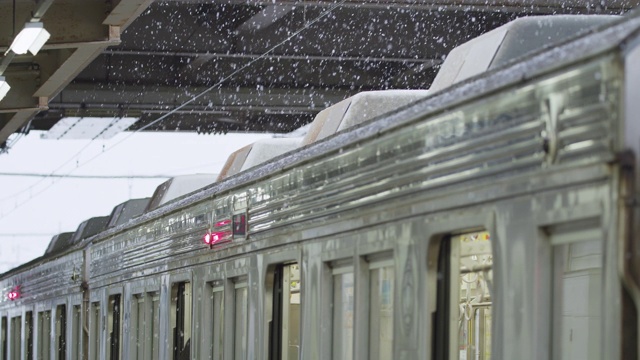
[85, 56, 620, 287]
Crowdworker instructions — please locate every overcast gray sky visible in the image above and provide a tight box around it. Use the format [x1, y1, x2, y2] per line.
[0, 130, 272, 273]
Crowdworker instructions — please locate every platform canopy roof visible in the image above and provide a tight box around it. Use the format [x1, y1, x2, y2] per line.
[0, 0, 637, 150]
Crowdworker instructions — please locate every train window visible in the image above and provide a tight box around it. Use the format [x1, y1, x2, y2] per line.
[234, 277, 249, 360]
[205, 280, 224, 360]
[37, 311, 51, 360]
[548, 225, 602, 360]
[130, 292, 160, 360]
[106, 294, 122, 360]
[330, 261, 354, 360]
[55, 305, 66, 360]
[89, 303, 100, 360]
[10, 316, 20, 360]
[368, 255, 394, 360]
[130, 294, 144, 360]
[268, 263, 301, 360]
[434, 231, 493, 360]
[148, 293, 160, 360]
[25, 311, 33, 360]
[71, 306, 81, 360]
[170, 282, 192, 360]
[1, 316, 6, 360]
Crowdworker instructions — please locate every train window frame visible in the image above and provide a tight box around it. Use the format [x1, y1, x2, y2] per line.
[203, 279, 225, 360]
[128, 290, 145, 360]
[536, 211, 604, 360]
[70, 304, 81, 360]
[9, 315, 20, 360]
[53, 303, 67, 360]
[1, 315, 6, 360]
[106, 288, 124, 360]
[168, 274, 193, 360]
[326, 259, 355, 360]
[88, 301, 100, 360]
[424, 213, 496, 360]
[262, 249, 301, 360]
[232, 276, 249, 360]
[360, 252, 394, 360]
[37, 309, 52, 360]
[25, 311, 33, 360]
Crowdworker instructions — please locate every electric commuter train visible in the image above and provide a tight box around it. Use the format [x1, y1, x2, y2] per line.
[2, 12, 640, 360]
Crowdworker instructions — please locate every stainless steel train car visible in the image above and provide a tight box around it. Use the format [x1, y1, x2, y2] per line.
[2, 11, 640, 360]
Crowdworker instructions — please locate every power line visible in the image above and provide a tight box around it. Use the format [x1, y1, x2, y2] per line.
[0, 233, 54, 236]
[0, 172, 171, 179]
[0, 1, 347, 221]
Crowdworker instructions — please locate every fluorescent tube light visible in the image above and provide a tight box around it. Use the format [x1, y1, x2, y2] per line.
[9, 22, 51, 55]
[0, 77, 9, 101]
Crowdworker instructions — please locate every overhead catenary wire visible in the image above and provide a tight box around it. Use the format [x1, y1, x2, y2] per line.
[0, 172, 172, 179]
[0, 0, 348, 220]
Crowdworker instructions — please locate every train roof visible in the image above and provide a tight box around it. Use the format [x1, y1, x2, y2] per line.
[430, 14, 619, 92]
[107, 198, 151, 229]
[44, 232, 75, 256]
[146, 174, 218, 212]
[107, 11, 640, 233]
[5, 12, 640, 277]
[70, 216, 110, 245]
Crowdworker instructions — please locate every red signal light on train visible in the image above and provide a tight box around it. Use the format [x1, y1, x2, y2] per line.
[7, 287, 19, 301]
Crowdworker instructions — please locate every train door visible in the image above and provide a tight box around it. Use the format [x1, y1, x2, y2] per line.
[330, 260, 354, 360]
[25, 311, 32, 360]
[545, 219, 603, 360]
[268, 263, 301, 360]
[106, 294, 122, 360]
[433, 231, 493, 360]
[37, 311, 51, 360]
[71, 305, 81, 360]
[10, 316, 21, 360]
[233, 277, 249, 360]
[88, 303, 100, 360]
[204, 280, 224, 360]
[1, 316, 6, 360]
[54, 305, 66, 360]
[170, 282, 192, 360]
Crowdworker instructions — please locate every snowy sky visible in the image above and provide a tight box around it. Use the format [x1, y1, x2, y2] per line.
[0, 130, 272, 273]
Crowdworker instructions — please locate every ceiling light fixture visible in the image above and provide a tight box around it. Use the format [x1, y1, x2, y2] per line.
[9, 22, 51, 55]
[0, 76, 10, 101]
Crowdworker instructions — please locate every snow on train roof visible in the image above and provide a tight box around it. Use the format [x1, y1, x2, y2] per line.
[61, 11, 640, 246]
[301, 90, 430, 146]
[107, 198, 151, 229]
[430, 15, 618, 92]
[70, 216, 110, 245]
[44, 232, 75, 255]
[146, 174, 218, 212]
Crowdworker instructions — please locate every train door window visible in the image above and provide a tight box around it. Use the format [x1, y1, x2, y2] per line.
[234, 277, 249, 360]
[130, 294, 144, 360]
[268, 263, 301, 360]
[1, 316, 6, 360]
[368, 255, 394, 360]
[71, 306, 81, 360]
[38, 311, 51, 360]
[55, 305, 66, 360]
[548, 224, 602, 360]
[148, 293, 160, 360]
[170, 282, 192, 360]
[106, 294, 122, 360]
[89, 303, 100, 360]
[434, 231, 493, 360]
[205, 280, 224, 360]
[25, 311, 33, 360]
[330, 261, 354, 360]
[10, 316, 20, 360]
